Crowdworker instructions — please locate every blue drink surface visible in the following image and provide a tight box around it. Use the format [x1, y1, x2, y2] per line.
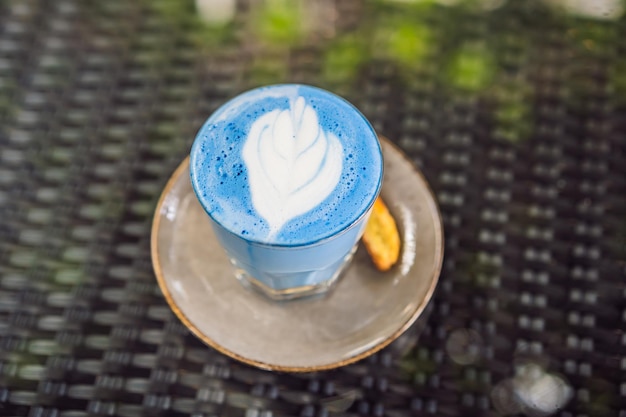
[190, 84, 382, 247]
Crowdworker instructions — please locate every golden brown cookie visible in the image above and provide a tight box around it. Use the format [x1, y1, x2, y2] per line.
[362, 197, 401, 271]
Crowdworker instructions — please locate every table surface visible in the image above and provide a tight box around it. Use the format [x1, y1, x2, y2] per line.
[1, 0, 625, 416]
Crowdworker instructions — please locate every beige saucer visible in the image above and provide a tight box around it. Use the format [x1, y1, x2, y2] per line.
[151, 138, 444, 372]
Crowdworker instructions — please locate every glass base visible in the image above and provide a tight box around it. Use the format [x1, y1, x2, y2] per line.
[231, 245, 358, 301]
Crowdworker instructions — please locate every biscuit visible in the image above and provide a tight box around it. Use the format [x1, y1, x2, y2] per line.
[362, 197, 401, 271]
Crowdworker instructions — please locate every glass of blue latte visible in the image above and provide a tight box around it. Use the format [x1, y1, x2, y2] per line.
[190, 84, 383, 300]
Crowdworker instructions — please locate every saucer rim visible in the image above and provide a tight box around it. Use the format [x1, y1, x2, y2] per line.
[150, 136, 444, 372]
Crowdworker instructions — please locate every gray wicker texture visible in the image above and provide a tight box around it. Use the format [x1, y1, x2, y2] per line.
[0, 0, 625, 416]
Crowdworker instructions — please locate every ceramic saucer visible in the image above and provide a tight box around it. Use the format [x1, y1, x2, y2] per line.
[151, 138, 444, 372]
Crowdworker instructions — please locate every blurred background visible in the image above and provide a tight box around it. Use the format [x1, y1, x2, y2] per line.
[0, 0, 625, 416]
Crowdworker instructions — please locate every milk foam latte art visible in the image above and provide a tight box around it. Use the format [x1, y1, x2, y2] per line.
[190, 85, 382, 299]
[243, 96, 344, 238]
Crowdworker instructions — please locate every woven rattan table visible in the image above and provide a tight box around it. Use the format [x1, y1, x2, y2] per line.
[1, 0, 624, 416]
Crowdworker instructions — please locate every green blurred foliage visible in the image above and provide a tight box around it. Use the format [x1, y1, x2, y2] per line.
[251, 0, 305, 46]
[151, 0, 195, 21]
[492, 78, 534, 143]
[322, 1, 437, 87]
[149, 0, 237, 48]
[323, 35, 369, 85]
[494, 101, 532, 143]
[374, 21, 433, 67]
[445, 43, 496, 92]
[144, 0, 626, 144]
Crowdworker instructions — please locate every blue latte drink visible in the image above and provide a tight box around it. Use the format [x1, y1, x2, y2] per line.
[190, 84, 383, 299]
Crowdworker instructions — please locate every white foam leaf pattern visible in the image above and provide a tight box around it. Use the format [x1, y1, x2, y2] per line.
[243, 96, 343, 237]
